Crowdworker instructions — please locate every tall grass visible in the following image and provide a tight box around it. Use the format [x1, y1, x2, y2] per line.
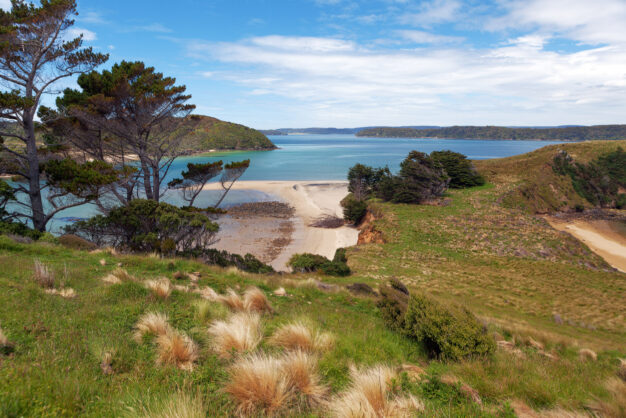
[33, 259, 55, 288]
[155, 330, 199, 371]
[269, 321, 334, 353]
[208, 312, 262, 359]
[133, 312, 171, 343]
[145, 278, 172, 299]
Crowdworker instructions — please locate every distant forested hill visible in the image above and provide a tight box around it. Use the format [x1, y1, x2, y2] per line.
[178, 115, 276, 153]
[357, 125, 626, 141]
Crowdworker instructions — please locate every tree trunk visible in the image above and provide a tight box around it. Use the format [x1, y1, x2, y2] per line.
[24, 109, 46, 231]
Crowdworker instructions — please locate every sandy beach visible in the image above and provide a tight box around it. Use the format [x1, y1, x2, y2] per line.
[546, 218, 626, 273]
[203, 181, 360, 271]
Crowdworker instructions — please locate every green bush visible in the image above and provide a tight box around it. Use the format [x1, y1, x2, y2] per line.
[333, 247, 348, 264]
[0, 221, 43, 240]
[58, 234, 97, 251]
[430, 150, 485, 188]
[377, 281, 409, 331]
[403, 293, 495, 360]
[288, 252, 351, 276]
[180, 248, 274, 274]
[341, 195, 367, 224]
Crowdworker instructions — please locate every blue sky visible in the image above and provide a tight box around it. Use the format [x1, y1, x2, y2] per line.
[3, 0, 626, 128]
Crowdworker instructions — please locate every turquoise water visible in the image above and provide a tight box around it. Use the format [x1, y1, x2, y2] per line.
[14, 134, 566, 232]
[166, 134, 565, 182]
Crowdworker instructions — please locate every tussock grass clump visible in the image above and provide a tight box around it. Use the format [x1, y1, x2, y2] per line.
[218, 288, 245, 311]
[618, 359, 626, 382]
[145, 278, 172, 299]
[45, 287, 76, 299]
[156, 329, 199, 371]
[243, 287, 273, 314]
[133, 312, 171, 343]
[194, 286, 219, 301]
[103, 268, 134, 284]
[269, 321, 334, 353]
[100, 351, 114, 375]
[280, 350, 328, 408]
[0, 325, 14, 355]
[225, 353, 292, 416]
[578, 348, 597, 362]
[0, 326, 8, 347]
[193, 300, 228, 324]
[590, 378, 626, 418]
[208, 312, 262, 359]
[33, 259, 55, 288]
[328, 365, 424, 417]
[128, 391, 206, 418]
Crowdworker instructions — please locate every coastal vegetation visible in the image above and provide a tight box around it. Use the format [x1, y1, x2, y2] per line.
[358, 125, 626, 141]
[178, 115, 275, 151]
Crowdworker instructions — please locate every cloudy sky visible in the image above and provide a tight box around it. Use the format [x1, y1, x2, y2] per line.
[3, 0, 626, 128]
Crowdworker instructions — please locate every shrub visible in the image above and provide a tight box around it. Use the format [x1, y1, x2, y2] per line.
[180, 248, 274, 274]
[430, 150, 485, 188]
[288, 253, 351, 276]
[288, 253, 329, 273]
[377, 282, 409, 331]
[65, 199, 219, 254]
[333, 248, 348, 264]
[0, 220, 42, 240]
[341, 195, 367, 224]
[403, 294, 495, 360]
[58, 234, 97, 251]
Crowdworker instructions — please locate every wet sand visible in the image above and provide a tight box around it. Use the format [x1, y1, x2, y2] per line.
[205, 181, 359, 271]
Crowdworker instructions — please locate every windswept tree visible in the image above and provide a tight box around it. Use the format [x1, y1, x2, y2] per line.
[50, 61, 196, 206]
[215, 159, 250, 208]
[347, 163, 389, 201]
[0, 0, 109, 231]
[168, 160, 223, 208]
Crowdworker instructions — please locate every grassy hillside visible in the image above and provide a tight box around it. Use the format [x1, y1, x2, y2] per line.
[180, 115, 276, 153]
[475, 140, 626, 213]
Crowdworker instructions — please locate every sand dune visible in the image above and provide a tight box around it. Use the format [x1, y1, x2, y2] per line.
[203, 181, 359, 271]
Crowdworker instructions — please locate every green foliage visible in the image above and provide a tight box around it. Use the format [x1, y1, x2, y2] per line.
[42, 159, 127, 200]
[341, 194, 368, 224]
[0, 179, 15, 221]
[377, 282, 409, 331]
[333, 247, 348, 264]
[552, 148, 626, 208]
[403, 294, 495, 361]
[66, 199, 219, 254]
[347, 163, 389, 200]
[58, 234, 97, 251]
[0, 220, 42, 240]
[430, 150, 485, 188]
[287, 252, 351, 276]
[358, 125, 626, 141]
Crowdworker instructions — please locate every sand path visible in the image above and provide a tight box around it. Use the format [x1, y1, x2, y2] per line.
[203, 181, 359, 271]
[547, 218, 626, 273]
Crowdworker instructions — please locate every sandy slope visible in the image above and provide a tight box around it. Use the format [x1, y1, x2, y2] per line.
[203, 181, 359, 271]
[547, 218, 626, 273]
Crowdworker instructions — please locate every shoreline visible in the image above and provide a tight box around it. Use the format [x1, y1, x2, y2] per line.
[546, 217, 626, 273]
[203, 180, 359, 271]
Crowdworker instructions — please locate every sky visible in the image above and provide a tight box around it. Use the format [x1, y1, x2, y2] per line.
[2, 0, 626, 129]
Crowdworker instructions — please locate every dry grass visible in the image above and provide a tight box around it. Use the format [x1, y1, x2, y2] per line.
[208, 312, 262, 359]
[44, 288, 76, 299]
[218, 288, 245, 311]
[618, 359, 626, 382]
[280, 350, 328, 408]
[0, 326, 8, 346]
[194, 286, 219, 301]
[328, 365, 424, 418]
[243, 287, 273, 314]
[269, 321, 335, 353]
[578, 348, 597, 362]
[155, 330, 199, 371]
[100, 351, 114, 375]
[225, 353, 293, 416]
[589, 378, 626, 418]
[33, 259, 55, 289]
[133, 312, 172, 343]
[145, 278, 172, 300]
[129, 392, 206, 418]
[102, 268, 134, 284]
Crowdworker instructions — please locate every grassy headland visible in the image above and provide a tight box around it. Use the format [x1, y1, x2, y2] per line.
[0, 141, 624, 417]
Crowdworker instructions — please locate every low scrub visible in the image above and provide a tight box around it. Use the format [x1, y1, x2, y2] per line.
[288, 253, 351, 277]
[403, 294, 495, 360]
[341, 195, 368, 224]
[208, 312, 263, 359]
[180, 248, 274, 274]
[58, 234, 97, 251]
[377, 280, 410, 331]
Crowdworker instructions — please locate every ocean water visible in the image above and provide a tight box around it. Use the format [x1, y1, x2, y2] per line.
[13, 134, 566, 233]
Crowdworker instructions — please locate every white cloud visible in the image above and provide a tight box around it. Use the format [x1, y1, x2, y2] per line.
[187, 33, 626, 126]
[80, 12, 107, 24]
[129, 23, 173, 33]
[0, 0, 11, 10]
[492, 0, 626, 45]
[400, 0, 462, 27]
[396, 29, 464, 44]
[66, 27, 97, 41]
